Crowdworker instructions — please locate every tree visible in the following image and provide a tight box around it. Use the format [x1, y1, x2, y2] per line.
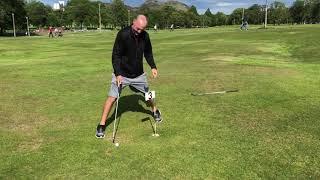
[159, 5, 175, 28]
[0, 0, 26, 35]
[215, 12, 228, 26]
[189, 5, 199, 16]
[186, 5, 200, 27]
[201, 14, 211, 27]
[65, 0, 95, 29]
[290, 0, 305, 24]
[204, 8, 214, 26]
[247, 4, 264, 24]
[229, 8, 243, 25]
[269, 1, 290, 25]
[170, 10, 185, 28]
[111, 0, 127, 28]
[26, 1, 51, 27]
[311, 1, 320, 23]
[100, 4, 113, 28]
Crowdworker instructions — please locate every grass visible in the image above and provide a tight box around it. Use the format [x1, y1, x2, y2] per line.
[1, 25, 320, 179]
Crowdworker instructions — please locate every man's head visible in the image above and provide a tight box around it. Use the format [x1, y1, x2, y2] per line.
[132, 15, 148, 35]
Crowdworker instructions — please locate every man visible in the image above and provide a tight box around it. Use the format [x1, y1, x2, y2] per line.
[96, 15, 162, 138]
[48, 26, 54, 38]
[154, 24, 158, 32]
[170, 24, 174, 31]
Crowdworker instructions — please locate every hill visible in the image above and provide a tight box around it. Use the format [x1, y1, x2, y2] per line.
[140, 0, 190, 11]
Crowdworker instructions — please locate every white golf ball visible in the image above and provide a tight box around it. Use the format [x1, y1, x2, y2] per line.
[115, 143, 119, 147]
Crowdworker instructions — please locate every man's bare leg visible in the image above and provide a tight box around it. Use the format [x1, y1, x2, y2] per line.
[148, 100, 157, 112]
[99, 96, 117, 125]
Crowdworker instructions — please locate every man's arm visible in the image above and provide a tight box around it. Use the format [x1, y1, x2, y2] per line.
[144, 33, 157, 69]
[112, 32, 123, 76]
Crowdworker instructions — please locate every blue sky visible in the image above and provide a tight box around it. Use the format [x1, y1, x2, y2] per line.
[41, 0, 295, 14]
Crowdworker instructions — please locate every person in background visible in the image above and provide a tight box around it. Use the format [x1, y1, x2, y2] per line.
[170, 24, 174, 31]
[48, 26, 54, 38]
[154, 24, 158, 32]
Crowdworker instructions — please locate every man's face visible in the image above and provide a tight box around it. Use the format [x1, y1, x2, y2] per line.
[133, 15, 147, 34]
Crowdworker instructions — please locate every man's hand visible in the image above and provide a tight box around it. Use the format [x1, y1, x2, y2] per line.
[151, 68, 158, 78]
[116, 75, 123, 86]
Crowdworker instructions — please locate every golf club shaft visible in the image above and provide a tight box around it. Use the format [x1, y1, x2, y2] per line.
[192, 89, 239, 96]
[112, 85, 121, 143]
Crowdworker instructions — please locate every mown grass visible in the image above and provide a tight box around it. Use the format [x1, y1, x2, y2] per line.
[1, 25, 320, 179]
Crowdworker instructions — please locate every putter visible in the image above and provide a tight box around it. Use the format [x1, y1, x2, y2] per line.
[191, 89, 239, 96]
[112, 84, 122, 146]
[152, 121, 160, 137]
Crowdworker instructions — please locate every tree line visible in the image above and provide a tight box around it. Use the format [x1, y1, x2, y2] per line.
[230, 0, 320, 25]
[1, 0, 320, 35]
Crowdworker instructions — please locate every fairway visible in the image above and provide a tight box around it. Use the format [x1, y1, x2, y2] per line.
[1, 25, 320, 178]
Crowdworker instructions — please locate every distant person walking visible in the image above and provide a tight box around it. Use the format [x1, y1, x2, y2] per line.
[58, 27, 63, 37]
[48, 26, 54, 38]
[240, 20, 249, 31]
[154, 24, 158, 32]
[54, 28, 59, 37]
[170, 24, 174, 31]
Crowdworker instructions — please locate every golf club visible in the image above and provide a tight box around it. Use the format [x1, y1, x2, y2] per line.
[112, 84, 122, 146]
[152, 121, 160, 137]
[191, 89, 239, 96]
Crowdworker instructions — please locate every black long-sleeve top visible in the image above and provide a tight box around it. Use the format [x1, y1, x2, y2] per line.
[112, 26, 157, 78]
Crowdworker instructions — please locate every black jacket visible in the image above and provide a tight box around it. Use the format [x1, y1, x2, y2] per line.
[112, 26, 157, 78]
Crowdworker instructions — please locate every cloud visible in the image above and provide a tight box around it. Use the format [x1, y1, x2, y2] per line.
[216, 2, 232, 7]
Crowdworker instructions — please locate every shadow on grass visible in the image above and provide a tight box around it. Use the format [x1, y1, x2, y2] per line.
[105, 94, 153, 129]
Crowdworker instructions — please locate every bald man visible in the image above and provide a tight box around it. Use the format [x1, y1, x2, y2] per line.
[96, 15, 162, 138]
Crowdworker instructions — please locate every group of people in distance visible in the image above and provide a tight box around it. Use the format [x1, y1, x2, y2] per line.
[153, 24, 175, 32]
[48, 26, 63, 38]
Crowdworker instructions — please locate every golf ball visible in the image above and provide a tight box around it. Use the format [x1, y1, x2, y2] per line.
[115, 143, 119, 147]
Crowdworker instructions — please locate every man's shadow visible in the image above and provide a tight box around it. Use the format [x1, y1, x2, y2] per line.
[105, 93, 153, 129]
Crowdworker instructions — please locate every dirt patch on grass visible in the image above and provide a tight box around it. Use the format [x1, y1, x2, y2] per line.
[18, 138, 44, 152]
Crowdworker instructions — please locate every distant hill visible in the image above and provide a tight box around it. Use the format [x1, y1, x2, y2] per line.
[140, 0, 190, 11]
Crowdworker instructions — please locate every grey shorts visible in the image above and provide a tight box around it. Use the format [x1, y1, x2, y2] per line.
[108, 73, 149, 98]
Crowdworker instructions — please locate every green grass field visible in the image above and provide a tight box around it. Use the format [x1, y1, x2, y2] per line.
[1, 25, 320, 179]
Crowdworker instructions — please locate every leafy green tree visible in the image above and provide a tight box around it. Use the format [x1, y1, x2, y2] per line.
[312, 1, 320, 22]
[26, 1, 51, 27]
[0, 0, 26, 35]
[111, 0, 127, 28]
[65, 0, 95, 29]
[47, 11, 60, 27]
[100, 4, 113, 28]
[200, 14, 211, 27]
[189, 5, 199, 16]
[170, 10, 185, 28]
[247, 4, 264, 24]
[186, 5, 200, 27]
[159, 5, 175, 28]
[204, 8, 214, 26]
[215, 12, 228, 26]
[229, 8, 243, 25]
[269, 1, 290, 25]
[290, 0, 305, 24]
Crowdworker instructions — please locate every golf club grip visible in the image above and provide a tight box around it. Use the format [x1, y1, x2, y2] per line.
[118, 84, 122, 94]
[226, 89, 239, 93]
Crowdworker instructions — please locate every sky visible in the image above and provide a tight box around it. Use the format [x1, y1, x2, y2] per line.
[41, 0, 295, 14]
